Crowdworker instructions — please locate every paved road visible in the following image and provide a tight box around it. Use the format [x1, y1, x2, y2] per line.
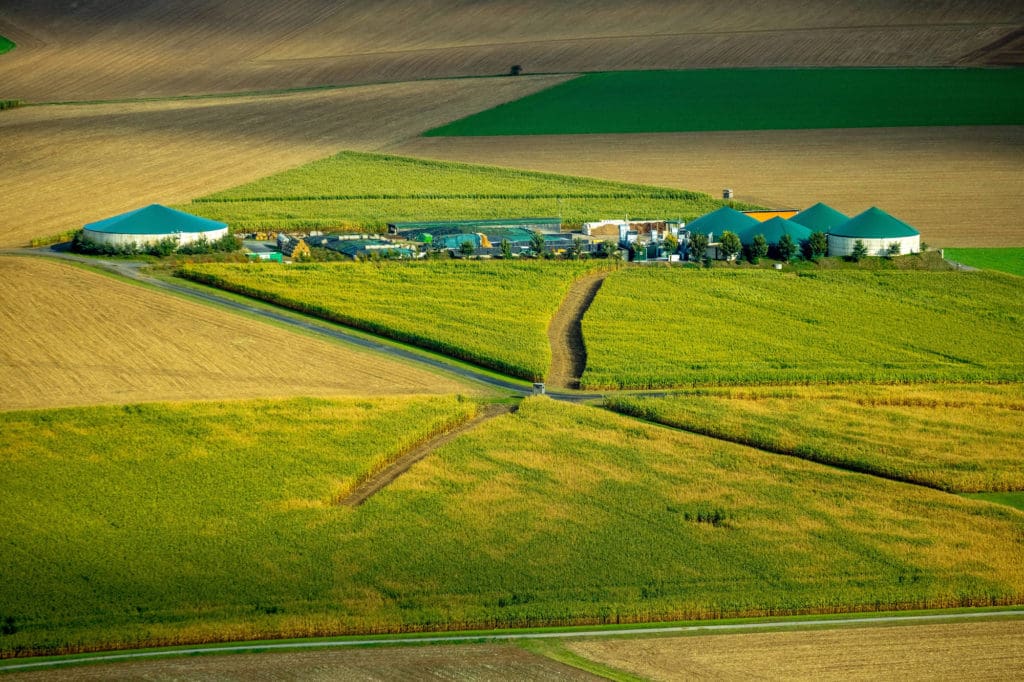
[2, 609, 1020, 672]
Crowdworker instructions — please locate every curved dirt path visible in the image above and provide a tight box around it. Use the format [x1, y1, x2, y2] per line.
[338, 403, 514, 507]
[547, 269, 611, 390]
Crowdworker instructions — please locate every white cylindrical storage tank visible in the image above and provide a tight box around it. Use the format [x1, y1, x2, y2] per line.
[82, 204, 228, 249]
[827, 207, 921, 257]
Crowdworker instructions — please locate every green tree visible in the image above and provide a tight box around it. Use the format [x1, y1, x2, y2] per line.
[851, 239, 868, 262]
[719, 231, 742, 262]
[807, 231, 828, 260]
[601, 240, 619, 260]
[459, 240, 475, 257]
[776, 233, 797, 262]
[529, 230, 546, 257]
[569, 237, 585, 260]
[663, 232, 679, 256]
[747, 234, 768, 264]
[687, 232, 709, 264]
[887, 241, 902, 258]
[500, 238, 512, 259]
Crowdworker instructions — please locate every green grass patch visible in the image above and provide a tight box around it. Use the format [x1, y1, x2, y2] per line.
[177, 260, 609, 381]
[964, 492, 1024, 512]
[581, 269, 1024, 389]
[3, 397, 1022, 657]
[0, 35, 14, 56]
[604, 383, 1024, 493]
[176, 151, 757, 232]
[425, 69, 1024, 136]
[944, 248, 1024, 277]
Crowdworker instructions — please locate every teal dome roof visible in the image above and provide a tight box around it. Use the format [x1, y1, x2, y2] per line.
[686, 206, 760, 241]
[739, 216, 812, 245]
[791, 202, 849, 233]
[832, 207, 919, 239]
[84, 204, 227, 235]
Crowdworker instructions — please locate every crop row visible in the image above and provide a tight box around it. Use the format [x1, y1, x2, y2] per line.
[604, 383, 1024, 493]
[581, 268, 1024, 389]
[178, 260, 608, 381]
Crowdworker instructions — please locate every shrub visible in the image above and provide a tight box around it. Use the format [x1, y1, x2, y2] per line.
[719, 231, 742, 262]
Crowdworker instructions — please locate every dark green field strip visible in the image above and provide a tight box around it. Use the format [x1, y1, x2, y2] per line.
[425, 69, 1024, 136]
[944, 248, 1024, 277]
[0, 35, 14, 56]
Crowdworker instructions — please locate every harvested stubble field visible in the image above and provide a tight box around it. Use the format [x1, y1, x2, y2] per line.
[0, 257, 470, 411]
[6, 644, 597, 681]
[605, 384, 1024, 493]
[0, 76, 564, 248]
[567, 619, 1024, 682]
[392, 125, 1024, 248]
[181, 150, 749, 232]
[2, 1, 1021, 101]
[3, 397, 1022, 657]
[581, 269, 1024, 389]
[178, 260, 609, 381]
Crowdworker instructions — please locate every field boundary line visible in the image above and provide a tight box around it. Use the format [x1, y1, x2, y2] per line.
[337, 402, 515, 506]
[3, 610, 1021, 672]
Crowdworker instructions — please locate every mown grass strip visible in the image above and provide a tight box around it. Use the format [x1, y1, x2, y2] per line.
[425, 68, 1024, 136]
[944, 247, 1024, 277]
[604, 384, 1024, 493]
[581, 268, 1024, 389]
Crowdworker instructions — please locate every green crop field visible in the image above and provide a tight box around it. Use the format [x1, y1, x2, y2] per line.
[0, 36, 14, 56]
[178, 260, 607, 381]
[944, 248, 1024, 277]
[177, 151, 755, 232]
[3, 397, 1021, 657]
[0, 395, 477, 657]
[605, 383, 1024, 493]
[581, 269, 1024, 389]
[424, 69, 1024, 136]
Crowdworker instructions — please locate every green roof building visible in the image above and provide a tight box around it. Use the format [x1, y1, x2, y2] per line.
[828, 207, 921, 257]
[790, 202, 849, 233]
[685, 206, 761, 242]
[82, 204, 228, 247]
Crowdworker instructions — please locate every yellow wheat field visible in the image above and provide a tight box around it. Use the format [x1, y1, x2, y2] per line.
[566, 620, 1024, 681]
[0, 257, 473, 411]
[392, 126, 1024, 247]
[1, 1, 1021, 101]
[0, 76, 565, 248]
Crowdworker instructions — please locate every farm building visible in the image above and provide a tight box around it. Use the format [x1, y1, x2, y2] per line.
[388, 217, 562, 236]
[790, 202, 849, 234]
[82, 204, 227, 248]
[684, 207, 760, 242]
[828, 207, 921, 257]
[739, 216, 812, 247]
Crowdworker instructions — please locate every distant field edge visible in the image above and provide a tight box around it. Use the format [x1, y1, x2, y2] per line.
[3, 608, 1021, 671]
[944, 247, 1024, 277]
[424, 68, 1024, 136]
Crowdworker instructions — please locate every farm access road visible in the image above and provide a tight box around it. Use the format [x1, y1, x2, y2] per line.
[4, 248, 607, 402]
[2, 609, 1020, 673]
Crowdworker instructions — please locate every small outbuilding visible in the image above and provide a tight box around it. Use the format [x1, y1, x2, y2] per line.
[82, 204, 228, 248]
[790, 202, 849, 234]
[828, 207, 921, 257]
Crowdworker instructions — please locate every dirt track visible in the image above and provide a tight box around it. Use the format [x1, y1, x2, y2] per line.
[547, 270, 611, 389]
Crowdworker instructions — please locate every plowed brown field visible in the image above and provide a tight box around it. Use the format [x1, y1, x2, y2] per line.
[392, 126, 1024, 247]
[0, 1, 1020, 102]
[0, 257, 471, 411]
[0, 76, 565, 248]
[567, 619, 1024, 681]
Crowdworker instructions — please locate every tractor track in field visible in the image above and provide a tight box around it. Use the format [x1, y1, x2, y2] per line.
[547, 269, 611, 390]
[338, 402, 514, 507]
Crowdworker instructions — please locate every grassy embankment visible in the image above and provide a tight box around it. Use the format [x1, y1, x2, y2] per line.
[605, 384, 1023, 493]
[944, 248, 1024, 277]
[581, 268, 1024, 389]
[2, 397, 1021, 658]
[177, 151, 757, 232]
[178, 260, 609, 381]
[425, 69, 1024, 136]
